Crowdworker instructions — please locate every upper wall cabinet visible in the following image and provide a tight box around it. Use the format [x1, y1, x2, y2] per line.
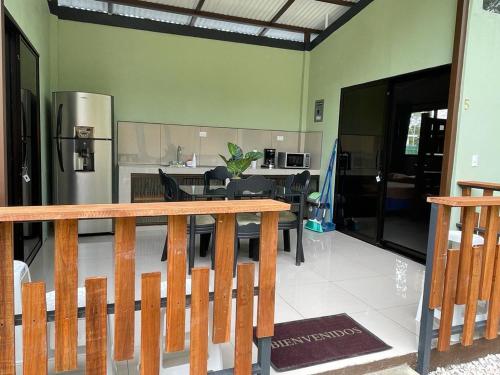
[118, 122, 161, 164]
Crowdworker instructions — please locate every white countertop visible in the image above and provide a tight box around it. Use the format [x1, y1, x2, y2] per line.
[118, 164, 320, 176]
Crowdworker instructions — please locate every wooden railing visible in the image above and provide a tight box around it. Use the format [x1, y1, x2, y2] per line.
[458, 180, 500, 229]
[0, 200, 290, 374]
[417, 195, 500, 374]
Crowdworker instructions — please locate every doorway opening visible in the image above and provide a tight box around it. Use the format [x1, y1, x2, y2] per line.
[4, 13, 43, 264]
[335, 66, 451, 262]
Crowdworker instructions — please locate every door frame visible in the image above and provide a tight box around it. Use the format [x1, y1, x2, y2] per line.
[0, 1, 7, 206]
[4, 10, 43, 263]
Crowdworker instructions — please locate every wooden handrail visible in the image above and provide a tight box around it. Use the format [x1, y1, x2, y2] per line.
[457, 180, 500, 191]
[427, 196, 500, 207]
[456, 180, 500, 230]
[0, 200, 290, 222]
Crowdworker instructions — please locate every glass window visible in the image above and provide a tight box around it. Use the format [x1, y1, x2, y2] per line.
[437, 109, 448, 119]
[405, 112, 430, 155]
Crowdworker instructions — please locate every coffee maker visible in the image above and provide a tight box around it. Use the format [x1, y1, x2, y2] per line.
[262, 148, 276, 169]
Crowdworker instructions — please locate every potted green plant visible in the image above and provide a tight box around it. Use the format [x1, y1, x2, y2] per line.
[219, 143, 263, 178]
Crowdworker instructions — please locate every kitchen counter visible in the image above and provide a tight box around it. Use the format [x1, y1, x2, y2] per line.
[119, 163, 320, 176]
[118, 164, 320, 203]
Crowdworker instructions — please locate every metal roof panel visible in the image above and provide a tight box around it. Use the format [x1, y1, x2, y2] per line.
[148, 0, 199, 8]
[202, 0, 287, 21]
[58, 0, 108, 12]
[264, 28, 304, 43]
[112, 4, 191, 24]
[194, 17, 261, 35]
[278, 0, 355, 30]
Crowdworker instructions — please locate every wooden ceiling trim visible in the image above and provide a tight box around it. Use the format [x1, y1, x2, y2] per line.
[259, 0, 296, 37]
[315, 0, 355, 7]
[106, 0, 322, 34]
[189, 0, 205, 27]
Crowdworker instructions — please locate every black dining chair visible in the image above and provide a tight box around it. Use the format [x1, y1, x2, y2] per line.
[203, 166, 232, 188]
[280, 170, 311, 265]
[159, 169, 215, 268]
[226, 175, 276, 272]
[197, 166, 232, 258]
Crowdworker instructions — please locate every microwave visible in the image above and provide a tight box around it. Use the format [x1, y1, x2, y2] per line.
[277, 152, 311, 169]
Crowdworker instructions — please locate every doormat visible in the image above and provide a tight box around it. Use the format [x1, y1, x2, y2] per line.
[254, 314, 391, 372]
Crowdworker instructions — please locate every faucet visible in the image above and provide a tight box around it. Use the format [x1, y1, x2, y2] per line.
[177, 145, 183, 163]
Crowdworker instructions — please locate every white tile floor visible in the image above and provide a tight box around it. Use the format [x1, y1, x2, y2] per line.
[26, 226, 425, 374]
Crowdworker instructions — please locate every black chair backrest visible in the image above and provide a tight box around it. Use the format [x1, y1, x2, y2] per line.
[158, 169, 180, 202]
[204, 166, 232, 187]
[285, 170, 311, 195]
[226, 175, 276, 200]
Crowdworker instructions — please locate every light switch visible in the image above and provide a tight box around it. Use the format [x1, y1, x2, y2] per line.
[199, 131, 207, 138]
[277, 135, 284, 142]
[472, 154, 479, 167]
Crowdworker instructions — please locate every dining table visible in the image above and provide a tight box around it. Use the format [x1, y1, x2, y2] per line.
[178, 184, 306, 270]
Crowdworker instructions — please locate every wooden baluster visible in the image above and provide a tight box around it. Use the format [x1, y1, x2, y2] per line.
[479, 190, 494, 228]
[54, 219, 78, 371]
[460, 187, 471, 224]
[114, 217, 136, 361]
[234, 263, 255, 375]
[0, 222, 14, 375]
[86, 277, 108, 375]
[190, 268, 210, 375]
[141, 273, 161, 375]
[462, 246, 482, 346]
[485, 243, 500, 339]
[213, 213, 236, 344]
[22, 282, 47, 375]
[166, 215, 187, 352]
[456, 207, 476, 305]
[480, 206, 499, 300]
[430, 205, 452, 308]
[257, 211, 279, 338]
[437, 249, 460, 352]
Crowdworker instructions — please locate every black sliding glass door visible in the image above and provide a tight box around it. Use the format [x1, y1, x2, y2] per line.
[335, 67, 450, 262]
[334, 82, 389, 244]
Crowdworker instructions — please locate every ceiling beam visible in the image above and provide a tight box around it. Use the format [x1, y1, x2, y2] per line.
[189, 0, 205, 27]
[106, 0, 322, 34]
[309, 0, 373, 50]
[49, 2, 305, 51]
[259, 0, 296, 37]
[314, 0, 355, 7]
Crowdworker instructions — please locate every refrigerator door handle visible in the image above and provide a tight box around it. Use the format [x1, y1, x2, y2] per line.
[56, 103, 63, 138]
[56, 103, 64, 172]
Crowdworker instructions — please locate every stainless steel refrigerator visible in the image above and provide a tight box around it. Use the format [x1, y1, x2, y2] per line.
[52, 92, 114, 234]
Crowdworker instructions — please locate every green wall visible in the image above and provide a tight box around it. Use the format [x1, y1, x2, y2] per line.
[4, 0, 56, 207]
[307, 0, 457, 173]
[451, 0, 500, 194]
[55, 20, 307, 131]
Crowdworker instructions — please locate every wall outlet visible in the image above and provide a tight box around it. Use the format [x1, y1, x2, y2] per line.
[276, 135, 284, 141]
[472, 154, 479, 167]
[199, 131, 207, 138]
